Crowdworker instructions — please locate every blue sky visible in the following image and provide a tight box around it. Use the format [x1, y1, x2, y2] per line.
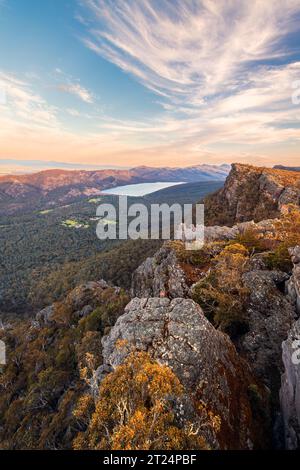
[0, 0, 300, 172]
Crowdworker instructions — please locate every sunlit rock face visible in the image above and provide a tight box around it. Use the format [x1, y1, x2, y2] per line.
[204, 163, 300, 226]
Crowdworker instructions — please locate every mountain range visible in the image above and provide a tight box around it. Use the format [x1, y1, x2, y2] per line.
[0, 164, 230, 215]
[274, 165, 300, 172]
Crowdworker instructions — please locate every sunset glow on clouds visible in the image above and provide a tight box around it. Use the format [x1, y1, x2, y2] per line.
[0, 0, 300, 171]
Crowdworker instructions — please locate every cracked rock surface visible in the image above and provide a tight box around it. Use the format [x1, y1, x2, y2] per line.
[280, 318, 300, 449]
[131, 246, 189, 299]
[239, 270, 295, 392]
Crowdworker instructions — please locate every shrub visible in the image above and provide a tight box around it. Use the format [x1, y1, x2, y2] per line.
[192, 243, 250, 338]
[265, 244, 293, 273]
[232, 229, 266, 253]
[73, 352, 212, 450]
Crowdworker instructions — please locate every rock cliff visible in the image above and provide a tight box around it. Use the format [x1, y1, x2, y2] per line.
[280, 318, 300, 449]
[239, 270, 295, 392]
[280, 245, 300, 449]
[2, 163, 300, 450]
[204, 163, 300, 226]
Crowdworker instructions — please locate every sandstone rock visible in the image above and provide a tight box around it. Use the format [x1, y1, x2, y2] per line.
[89, 364, 113, 398]
[35, 305, 54, 325]
[35, 279, 121, 325]
[204, 219, 278, 244]
[239, 270, 295, 392]
[204, 163, 300, 226]
[280, 318, 300, 449]
[66, 280, 110, 310]
[204, 225, 240, 242]
[287, 246, 300, 314]
[131, 245, 189, 299]
[279, 186, 300, 211]
[102, 297, 269, 449]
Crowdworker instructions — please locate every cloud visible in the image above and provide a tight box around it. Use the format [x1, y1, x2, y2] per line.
[75, 0, 300, 163]
[82, 0, 300, 105]
[1, 1, 300, 169]
[57, 82, 94, 103]
[0, 72, 58, 125]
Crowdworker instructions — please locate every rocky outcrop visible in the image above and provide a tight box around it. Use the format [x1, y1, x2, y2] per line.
[204, 218, 278, 243]
[35, 305, 54, 325]
[101, 297, 270, 449]
[280, 319, 300, 449]
[131, 220, 280, 300]
[0, 164, 228, 215]
[280, 245, 300, 449]
[35, 279, 122, 326]
[287, 246, 300, 314]
[204, 163, 300, 226]
[239, 270, 295, 393]
[131, 245, 189, 298]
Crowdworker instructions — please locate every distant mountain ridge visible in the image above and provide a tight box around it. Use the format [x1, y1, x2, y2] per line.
[0, 163, 230, 186]
[274, 165, 300, 172]
[0, 164, 230, 215]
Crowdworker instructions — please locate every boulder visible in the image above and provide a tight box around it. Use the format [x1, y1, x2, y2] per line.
[204, 163, 300, 226]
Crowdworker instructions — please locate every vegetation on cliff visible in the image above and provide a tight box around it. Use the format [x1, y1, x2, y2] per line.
[73, 351, 214, 450]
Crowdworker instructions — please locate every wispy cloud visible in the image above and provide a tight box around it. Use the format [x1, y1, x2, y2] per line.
[76, 0, 300, 164]
[54, 67, 94, 103]
[1, 1, 300, 168]
[82, 0, 300, 105]
[0, 72, 58, 125]
[57, 82, 94, 103]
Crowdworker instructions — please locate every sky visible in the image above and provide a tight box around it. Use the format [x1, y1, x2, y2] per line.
[0, 0, 300, 173]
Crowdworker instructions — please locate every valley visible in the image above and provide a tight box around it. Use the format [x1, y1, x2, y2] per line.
[0, 164, 229, 216]
[0, 180, 223, 315]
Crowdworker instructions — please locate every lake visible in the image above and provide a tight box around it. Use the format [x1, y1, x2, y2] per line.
[101, 181, 184, 197]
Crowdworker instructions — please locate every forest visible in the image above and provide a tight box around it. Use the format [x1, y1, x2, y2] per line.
[0, 181, 222, 315]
